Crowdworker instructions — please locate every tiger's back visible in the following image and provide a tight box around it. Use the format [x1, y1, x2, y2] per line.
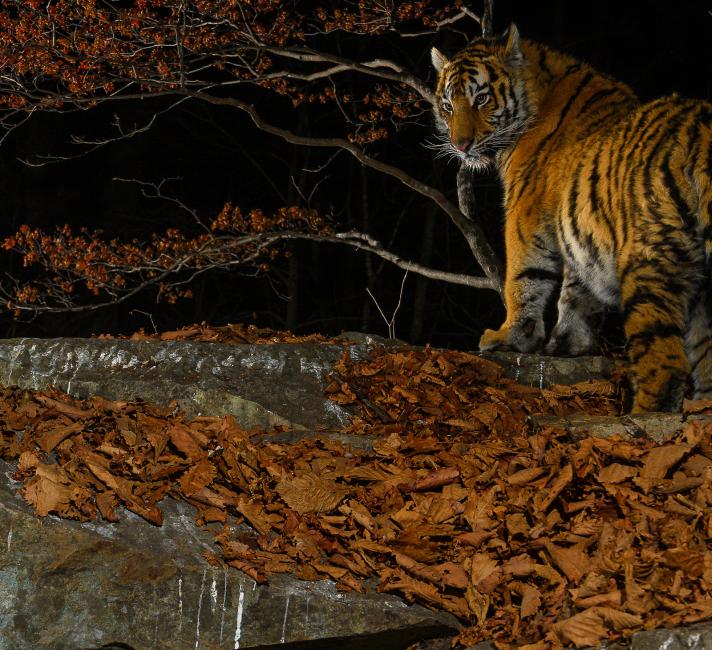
[431, 26, 712, 412]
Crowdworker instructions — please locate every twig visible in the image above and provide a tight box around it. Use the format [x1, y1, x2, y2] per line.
[481, 0, 494, 36]
[396, 8, 480, 37]
[130, 309, 158, 334]
[255, 46, 434, 104]
[366, 270, 408, 339]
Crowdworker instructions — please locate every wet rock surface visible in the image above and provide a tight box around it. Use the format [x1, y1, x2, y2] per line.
[534, 412, 701, 444]
[0, 337, 365, 431]
[482, 350, 616, 388]
[628, 622, 712, 649]
[0, 337, 706, 649]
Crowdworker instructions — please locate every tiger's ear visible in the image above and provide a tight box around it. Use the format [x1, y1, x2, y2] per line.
[503, 24, 522, 61]
[431, 47, 448, 74]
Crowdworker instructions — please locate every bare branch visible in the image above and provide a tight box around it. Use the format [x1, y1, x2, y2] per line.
[367, 269, 408, 339]
[112, 177, 211, 232]
[397, 7, 481, 38]
[481, 0, 494, 37]
[329, 231, 491, 289]
[257, 46, 434, 104]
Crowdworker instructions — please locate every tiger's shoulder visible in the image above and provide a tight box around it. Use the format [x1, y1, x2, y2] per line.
[518, 39, 638, 141]
[505, 39, 712, 191]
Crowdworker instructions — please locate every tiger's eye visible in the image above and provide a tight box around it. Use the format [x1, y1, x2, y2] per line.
[441, 99, 453, 114]
[475, 93, 489, 107]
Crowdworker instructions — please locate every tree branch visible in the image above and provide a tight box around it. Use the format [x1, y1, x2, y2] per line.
[456, 164, 501, 291]
[256, 46, 434, 104]
[326, 231, 491, 288]
[396, 7, 481, 38]
[481, 0, 494, 37]
[1, 225, 493, 315]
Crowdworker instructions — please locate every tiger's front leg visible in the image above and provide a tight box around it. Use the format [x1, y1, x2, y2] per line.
[479, 223, 561, 353]
[545, 265, 602, 356]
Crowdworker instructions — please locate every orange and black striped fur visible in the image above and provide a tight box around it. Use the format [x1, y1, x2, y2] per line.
[431, 25, 712, 412]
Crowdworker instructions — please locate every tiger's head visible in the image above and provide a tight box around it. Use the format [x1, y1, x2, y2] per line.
[431, 25, 533, 171]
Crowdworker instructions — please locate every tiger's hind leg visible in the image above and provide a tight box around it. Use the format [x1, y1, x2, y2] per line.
[685, 284, 712, 400]
[621, 263, 695, 413]
[689, 157, 712, 398]
[546, 265, 602, 356]
[687, 118, 712, 397]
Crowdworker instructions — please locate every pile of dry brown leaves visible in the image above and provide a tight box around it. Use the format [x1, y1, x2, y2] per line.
[97, 321, 331, 344]
[1, 343, 711, 648]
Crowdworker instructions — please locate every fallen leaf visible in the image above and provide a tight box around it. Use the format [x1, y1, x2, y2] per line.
[276, 472, 349, 514]
[597, 463, 638, 484]
[535, 463, 574, 512]
[507, 466, 547, 485]
[168, 424, 205, 460]
[641, 444, 691, 479]
[178, 458, 217, 496]
[399, 466, 460, 492]
[544, 541, 588, 584]
[35, 422, 84, 453]
[510, 581, 542, 618]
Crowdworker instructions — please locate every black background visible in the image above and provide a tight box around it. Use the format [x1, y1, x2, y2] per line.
[0, 1, 710, 347]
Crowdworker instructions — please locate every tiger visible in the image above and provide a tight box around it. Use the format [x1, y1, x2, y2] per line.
[430, 25, 712, 413]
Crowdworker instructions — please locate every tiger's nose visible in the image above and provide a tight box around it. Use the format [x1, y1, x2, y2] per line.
[454, 139, 472, 152]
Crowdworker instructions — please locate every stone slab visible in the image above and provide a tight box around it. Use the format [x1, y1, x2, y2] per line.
[483, 351, 616, 388]
[534, 413, 711, 444]
[629, 622, 712, 649]
[0, 338, 368, 431]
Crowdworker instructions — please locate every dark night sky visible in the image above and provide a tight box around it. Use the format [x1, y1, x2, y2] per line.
[0, 1, 709, 345]
[506, 1, 712, 101]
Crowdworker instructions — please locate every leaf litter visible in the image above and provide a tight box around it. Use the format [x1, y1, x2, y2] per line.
[1, 342, 711, 647]
[97, 321, 331, 344]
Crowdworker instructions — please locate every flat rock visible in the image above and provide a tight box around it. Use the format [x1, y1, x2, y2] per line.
[0, 340, 617, 451]
[535, 413, 711, 443]
[0, 341, 617, 437]
[0, 338, 368, 431]
[483, 351, 615, 388]
[629, 622, 712, 649]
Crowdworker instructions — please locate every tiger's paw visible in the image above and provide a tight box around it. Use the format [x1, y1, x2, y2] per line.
[545, 324, 599, 357]
[479, 318, 544, 353]
[478, 327, 512, 351]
